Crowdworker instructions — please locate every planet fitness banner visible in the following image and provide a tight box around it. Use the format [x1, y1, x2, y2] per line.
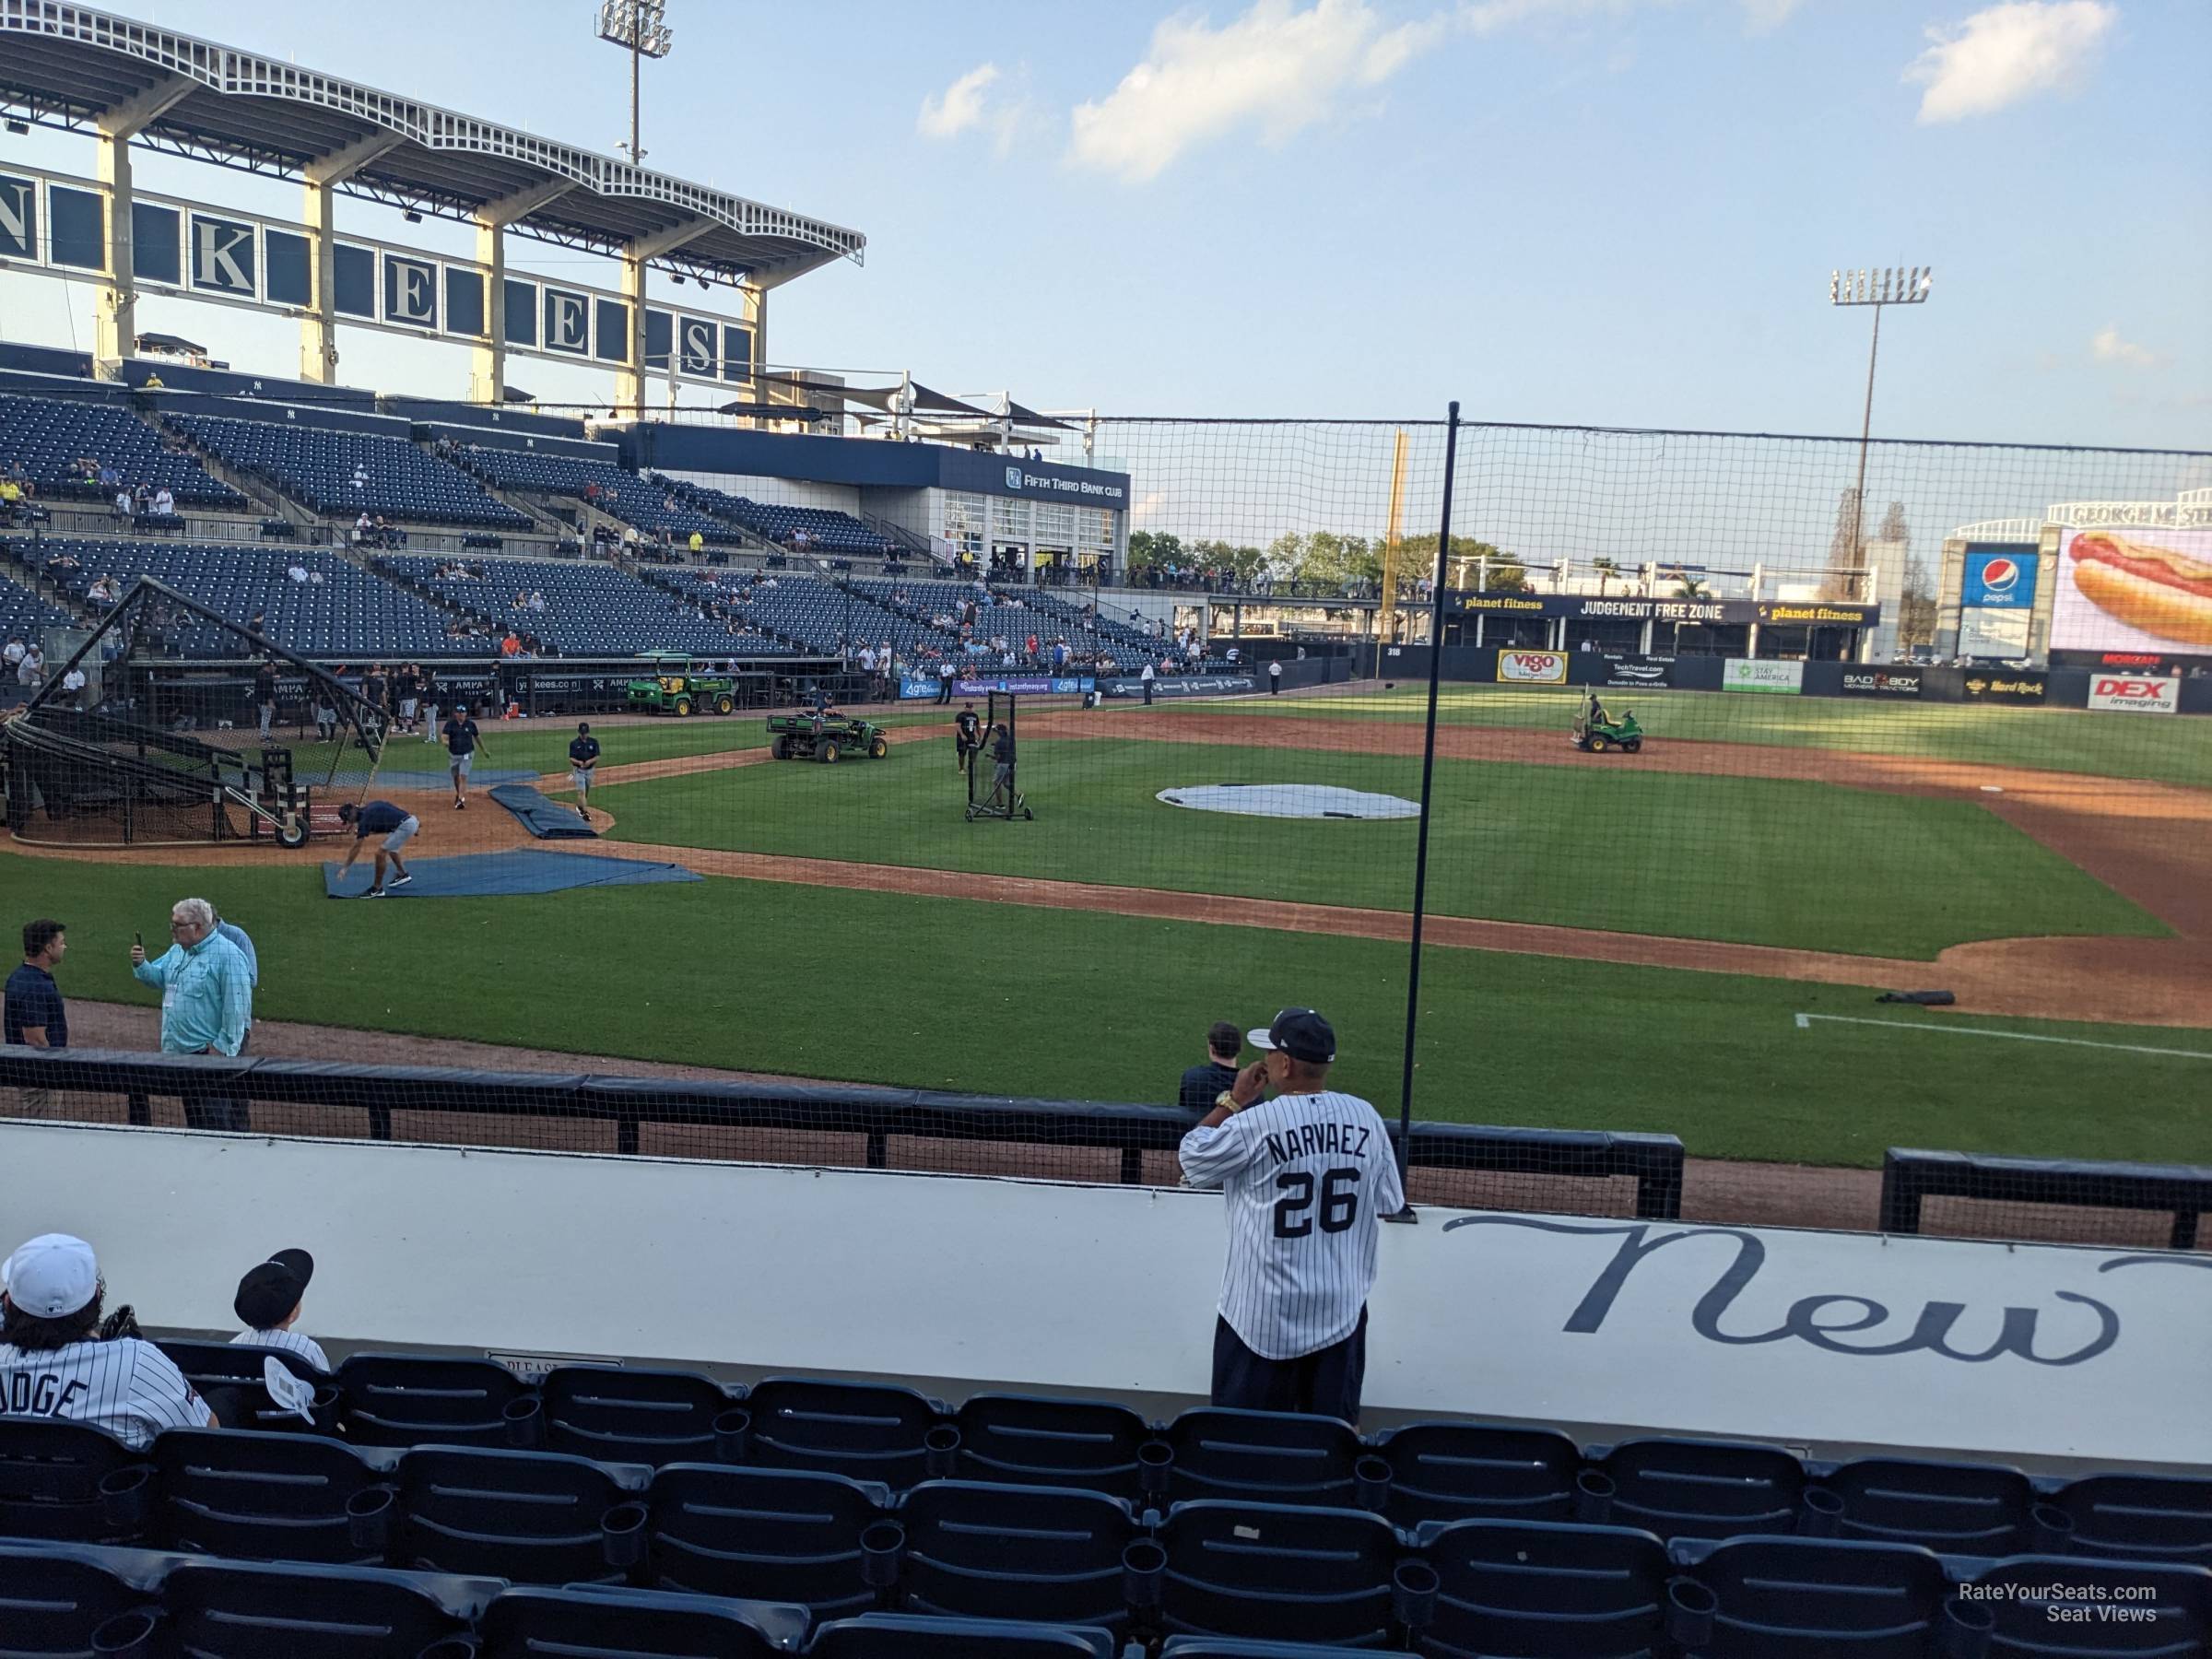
[1959, 546, 2036, 658]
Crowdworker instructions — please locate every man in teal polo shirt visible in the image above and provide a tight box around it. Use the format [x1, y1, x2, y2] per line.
[129, 896, 254, 1132]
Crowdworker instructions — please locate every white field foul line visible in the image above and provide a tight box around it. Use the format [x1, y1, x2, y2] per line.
[1793, 1012, 2212, 1060]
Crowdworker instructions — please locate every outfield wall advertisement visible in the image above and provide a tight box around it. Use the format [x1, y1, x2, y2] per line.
[1495, 649, 1569, 685]
[1958, 545, 2038, 659]
[1723, 658, 1803, 695]
[2087, 674, 2181, 715]
[2051, 527, 2212, 659]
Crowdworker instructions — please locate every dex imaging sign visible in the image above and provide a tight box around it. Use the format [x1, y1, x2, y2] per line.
[2088, 674, 2180, 715]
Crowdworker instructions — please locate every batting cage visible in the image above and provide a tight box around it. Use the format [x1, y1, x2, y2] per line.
[3, 577, 387, 847]
[964, 688, 1034, 821]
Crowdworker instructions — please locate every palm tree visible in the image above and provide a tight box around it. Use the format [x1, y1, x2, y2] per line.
[1593, 557, 1621, 595]
[1669, 570, 1711, 655]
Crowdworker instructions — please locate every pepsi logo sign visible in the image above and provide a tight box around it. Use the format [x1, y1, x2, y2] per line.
[1978, 557, 2017, 593]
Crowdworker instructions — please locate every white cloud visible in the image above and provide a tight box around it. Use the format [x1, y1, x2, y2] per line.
[2091, 324, 2157, 369]
[1130, 489, 1169, 526]
[919, 63, 1003, 140]
[1737, 0, 1803, 33]
[1069, 0, 1455, 183]
[1904, 1, 2117, 124]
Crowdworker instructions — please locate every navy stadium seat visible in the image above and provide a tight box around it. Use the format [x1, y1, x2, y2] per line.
[1581, 1437, 1808, 1541]
[334, 1353, 537, 1449]
[1816, 1456, 2039, 1555]
[474, 1583, 808, 1657]
[0, 392, 244, 508]
[896, 1479, 1140, 1635]
[1161, 1644, 1396, 1659]
[646, 1462, 895, 1618]
[1670, 1535, 1951, 1658]
[1163, 1407, 1372, 1509]
[809, 1612, 1119, 1658]
[538, 1363, 742, 1466]
[0, 1538, 152, 1655]
[457, 449, 736, 545]
[388, 1443, 647, 1585]
[158, 1555, 488, 1658]
[1154, 1500, 1401, 1646]
[1369, 1420, 1583, 1528]
[659, 476, 900, 558]
[172, 413, 529, 529]
[2054, 1473, 2212, 1568]
[0, 1418, 153, 1544]
[150, 1428, 386, 1564]
[157, 1338, 335, 1433]
[1414, 1516, 1670, 1659]
[740, 1376, 955, 1489]
[378, 553, 788, 657]
[952, 1393, 1164, 1502]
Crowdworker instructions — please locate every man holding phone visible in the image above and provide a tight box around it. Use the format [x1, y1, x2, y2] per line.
[129, 898, 254, 1131]
[1178, 1007, 1403, 1423]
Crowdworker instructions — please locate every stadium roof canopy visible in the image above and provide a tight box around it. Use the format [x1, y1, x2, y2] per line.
[0, 4, 865, 287]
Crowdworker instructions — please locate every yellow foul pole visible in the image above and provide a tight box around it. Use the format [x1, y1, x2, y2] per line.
[1379, 429, 1410, 641]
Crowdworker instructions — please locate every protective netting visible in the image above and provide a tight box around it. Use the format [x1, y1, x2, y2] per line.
[5, 418, 2209, 1249]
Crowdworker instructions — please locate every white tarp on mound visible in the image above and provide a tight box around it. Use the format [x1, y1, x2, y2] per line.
[1159, 783, 1419, 820]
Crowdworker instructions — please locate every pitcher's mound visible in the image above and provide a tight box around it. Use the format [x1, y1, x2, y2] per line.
[1158, 783, 1419, 820]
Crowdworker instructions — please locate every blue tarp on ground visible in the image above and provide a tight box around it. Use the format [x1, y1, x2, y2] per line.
[324, 851, 701, 899]
[488, 782, 597, 840]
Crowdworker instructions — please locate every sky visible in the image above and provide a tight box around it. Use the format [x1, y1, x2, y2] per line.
[2, 0, 2208, 461]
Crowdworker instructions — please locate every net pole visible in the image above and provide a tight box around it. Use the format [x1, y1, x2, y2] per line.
[1391, 402, 1461, 1218]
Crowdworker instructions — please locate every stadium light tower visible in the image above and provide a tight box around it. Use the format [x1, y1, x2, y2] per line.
[597, 0, 674, 166]
[1830, 265, 1933, 577]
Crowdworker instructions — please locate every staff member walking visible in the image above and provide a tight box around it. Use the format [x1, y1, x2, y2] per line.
[129, 898, 254, 1132]
[952, 702, 982, 774]
[1141, 660, 1156, 705]
[1178, 1007, 1402, 1423]
[5, 920, 67, 1117]
[442, 703, 484, 810]
[568, 723, 601, 821]
[1268, 659, 1283, 695]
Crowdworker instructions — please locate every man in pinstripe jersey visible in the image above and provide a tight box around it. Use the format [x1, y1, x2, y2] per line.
[229, 1248, 330, 1373]
[1179, 1008, 1404, 1424]
[0, 1234, 217, 1446]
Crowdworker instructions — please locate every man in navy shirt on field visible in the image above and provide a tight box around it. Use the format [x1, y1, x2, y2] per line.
[5, 920, 67, 1117]
[334, 801, 418, 899]
[441, 704, 483, 811]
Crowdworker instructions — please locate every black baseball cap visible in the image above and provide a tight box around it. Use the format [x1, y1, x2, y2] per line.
[1247, 1007, 1335, 1065]
[234, 1248, 313, 1330]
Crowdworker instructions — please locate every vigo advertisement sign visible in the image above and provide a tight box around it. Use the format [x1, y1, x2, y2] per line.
[1495, 650, 1568, 686]
[2088, 674, 2181, 715]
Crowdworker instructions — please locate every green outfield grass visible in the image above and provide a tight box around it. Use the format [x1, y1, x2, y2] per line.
[17, 851, 2209, 1169]
[1168, 684, 2212, 785]
[576, 739, 2163, 959]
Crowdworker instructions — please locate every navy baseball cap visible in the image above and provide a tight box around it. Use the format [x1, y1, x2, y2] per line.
[234, 1248, 313, 1330]
[1248, 1008, 1335, 1065]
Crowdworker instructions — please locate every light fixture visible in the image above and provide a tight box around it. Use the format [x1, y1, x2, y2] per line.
[403, 210, 422, 224]
[669, 273, 684, 285]
[4, 121, 29, 136]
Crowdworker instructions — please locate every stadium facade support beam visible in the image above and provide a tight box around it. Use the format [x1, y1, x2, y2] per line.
[616, 218, 714, 414]
[92, 73, 195, 371]
[470, 179, 577, 406]
[298, 134, 405, 384]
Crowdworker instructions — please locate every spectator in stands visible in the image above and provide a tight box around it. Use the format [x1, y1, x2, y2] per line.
[142, 371, 164, 390]
[112, 485, 133, 521]
[354, 511, 372, 545]
[132, 483, 151, 514]
[93, 461, 117, 487]
[688, 529, 704, 557]
[130, 897, 253, 1132]
[287, 561, 310, 583]
[5, 638, 25, 679]
[441, 703, 483, 810]
[417, 665, 439, 741]
[231, 1249, 329, 1371]
[350, 464, 368, 491]
[56, 666, 86, 708]
[335, 800, 418, 895]
[0, 1233, 218, 1443]
[5, 920, 68, 1118]
[527, 589, 546, 613]
[17, 643, 44, 692]
[500, 629, 522, 658]
[151, 486, 174, 516]
[253, 658, 278, 743]
[1179, 1009, 1403, 1422]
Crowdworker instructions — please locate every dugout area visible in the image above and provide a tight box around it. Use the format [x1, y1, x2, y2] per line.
[3, 577, 385, 848]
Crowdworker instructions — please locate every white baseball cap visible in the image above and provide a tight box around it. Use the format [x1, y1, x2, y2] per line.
[2, 1233, 100, 1319]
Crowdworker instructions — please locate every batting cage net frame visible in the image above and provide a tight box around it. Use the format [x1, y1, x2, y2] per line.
[5, 576, 388, 847]
[964, 689, 1034, 821]
[3, 415, 2208, 1255]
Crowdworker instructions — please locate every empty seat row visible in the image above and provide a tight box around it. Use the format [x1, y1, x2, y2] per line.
[173, 413, 531, 529]
[374, 554, 783, 656]
[659, 477, 900, 557]
[43, 1346, 2212, 1568]
[7, 1495, 2208, 1656]
[457, 448, 739, 544]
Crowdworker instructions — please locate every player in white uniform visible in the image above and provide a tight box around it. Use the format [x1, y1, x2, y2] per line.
[0, 1233, 216, 1447]
[1179, 1007, 1404, 1423]
[229, 1247, 332, 1372]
